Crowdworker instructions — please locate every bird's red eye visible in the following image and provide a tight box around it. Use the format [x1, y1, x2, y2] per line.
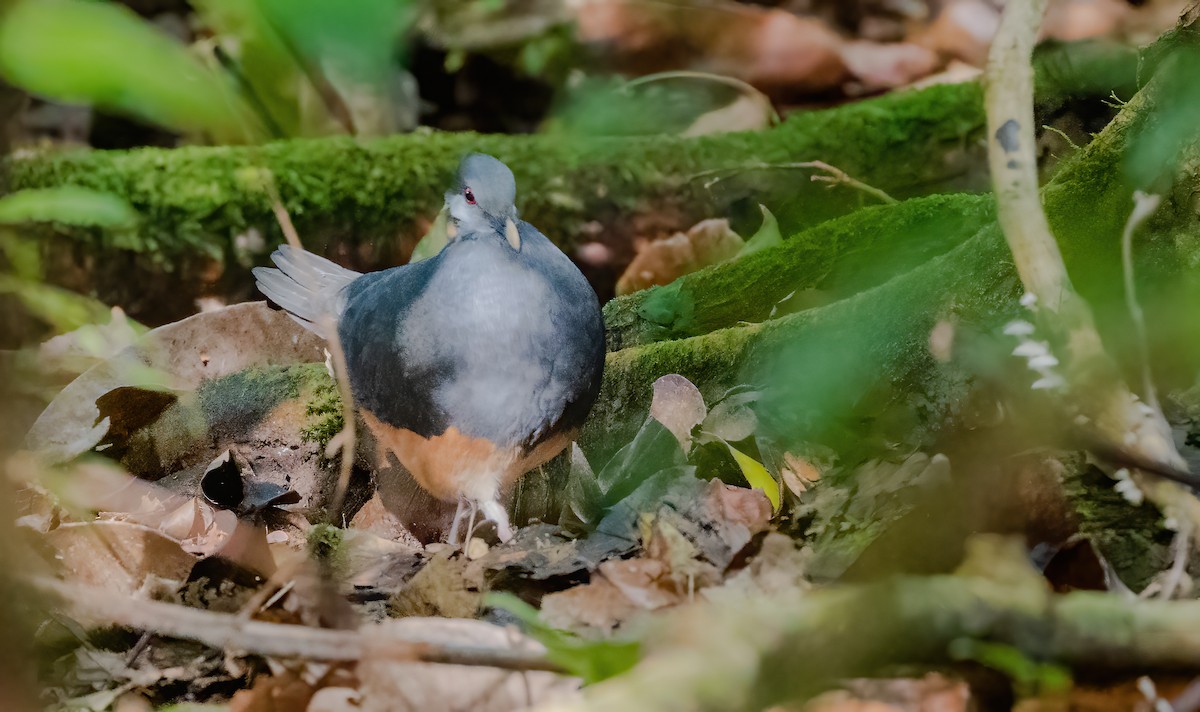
[464, 188, 476, 205]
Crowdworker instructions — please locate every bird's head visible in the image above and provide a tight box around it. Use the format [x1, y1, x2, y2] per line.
[445, 153, 518, 239]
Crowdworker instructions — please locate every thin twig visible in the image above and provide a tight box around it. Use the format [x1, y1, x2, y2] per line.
[1121, 191, 1162, 412]
[803, 160, 898, 205]
[692, 161, 897, 204]
[1041, 124, 1081, 152]
[261, 177, 359, 525]
[321, 311, 358, 523]
[33, 578, 562, 673]
[261, 176, 302, 251]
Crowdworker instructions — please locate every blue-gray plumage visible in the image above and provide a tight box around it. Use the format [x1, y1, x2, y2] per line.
[253, 154, 605, 542]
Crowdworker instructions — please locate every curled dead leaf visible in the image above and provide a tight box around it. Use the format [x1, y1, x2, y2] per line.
[650, 374, 707, 450]
[781, 452, 825, 497]
[616, 219, 743, 295]
[27, 302, 325, 463]
[598, 558, 682, 610]
[46, 520, 196, 596]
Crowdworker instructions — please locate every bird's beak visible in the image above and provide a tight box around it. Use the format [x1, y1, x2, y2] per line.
[504, 218, 521, 251]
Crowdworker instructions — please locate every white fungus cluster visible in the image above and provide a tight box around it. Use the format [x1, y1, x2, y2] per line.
[1003, 296, 1065, 391]
[1113, 468, 1144, 506]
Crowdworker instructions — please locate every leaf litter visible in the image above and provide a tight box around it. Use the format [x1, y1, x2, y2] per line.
[13, 287, 1156, 711]
[18, 309, 799, 709]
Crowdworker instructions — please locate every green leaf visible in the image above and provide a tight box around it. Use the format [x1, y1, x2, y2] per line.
[192, 0, 309, 138]
[0, 276, 113, 333]
[560, 443, 603, 533]
[257, 0, 413, 86]
[0, 188, 138, 228]
[727, 443, 780, 510]
[949, 639, 1071, 697]
[485, 593, 640, 685]
[0, 0, 258, 142]
[737, 204, 782, 258]
[410, 205, 450, 262]
[596, 418, 685, 508]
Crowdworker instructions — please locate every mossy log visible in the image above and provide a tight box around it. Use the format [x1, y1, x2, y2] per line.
[602, 50, 1196, 353]
[6, 82, 987, 325]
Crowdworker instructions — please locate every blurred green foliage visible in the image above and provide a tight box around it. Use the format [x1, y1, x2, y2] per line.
[0, 187, 140, 333]
[486, 592, 640, 684]
[0, 0, 259, 143]
[0, 0, 415, 143]
[0, 186, 138, 228]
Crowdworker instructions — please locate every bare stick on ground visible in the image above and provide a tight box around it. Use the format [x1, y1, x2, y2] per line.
[34, 578, 562, 673]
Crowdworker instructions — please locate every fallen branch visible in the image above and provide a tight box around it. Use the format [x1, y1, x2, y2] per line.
[34, 577, 563, 673]
[540, 536, 1200, 712]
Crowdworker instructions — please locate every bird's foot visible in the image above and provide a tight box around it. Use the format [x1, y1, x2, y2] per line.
[479, 500, 513, 544]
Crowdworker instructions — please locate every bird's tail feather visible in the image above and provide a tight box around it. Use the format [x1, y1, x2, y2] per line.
[252, 245, 361, 337]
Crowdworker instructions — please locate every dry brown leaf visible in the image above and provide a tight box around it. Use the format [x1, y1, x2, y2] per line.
[912, 0, 1000, 66]
[838, 41, 940, 94]
[575, 0, 847, 96]
[307, 687, 360, 712]
[349, 491, 422, 548]
[703, 533, 811, 603]
[805, 673, 971, 712]
[357, 618, 579, 712]
[644, 518, 721, 593]
[540, 576, 642, 633]
[909, 60, 983, 90]
[780, 452, 824, 497]
[704, 479, 771, 542]
[27, 301, 325, 463]
[45, 520, 196, 596]
[338, 527, 422, 589]
[681, 93, 773, 137]
[598, 558, 682, 610]
[230, 669, 318, 712]
[1044, 0, 1128, 42]
[649, 374, 707, 450]
[616, 219, 743, 295]
[389, 549, 483, 618]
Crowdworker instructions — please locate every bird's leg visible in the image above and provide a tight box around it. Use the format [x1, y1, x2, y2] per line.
[447, 497, 469, 546]
[463, 499, 481, 545]
[479, 500, 514, 544]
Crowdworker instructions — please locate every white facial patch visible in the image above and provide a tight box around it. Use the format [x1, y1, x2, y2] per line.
[446, 193, 490, 234]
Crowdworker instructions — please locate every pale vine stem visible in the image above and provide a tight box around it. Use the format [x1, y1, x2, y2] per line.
[985, 0, 1200, 531]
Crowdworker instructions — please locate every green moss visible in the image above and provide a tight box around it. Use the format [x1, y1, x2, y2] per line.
[604, 193, 998, 350]
[197, 363, 302, 438]
[295, 362, 343, 451]
[1060, 463, 1170, 590]
[5, 82, 987, 268]
[306, 522, 346, 567]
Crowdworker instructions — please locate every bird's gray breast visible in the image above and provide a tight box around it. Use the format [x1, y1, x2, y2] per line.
[396, 239, 572, 447]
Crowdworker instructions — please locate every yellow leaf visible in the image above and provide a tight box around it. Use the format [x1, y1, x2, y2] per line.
[727, 444, 780, 511]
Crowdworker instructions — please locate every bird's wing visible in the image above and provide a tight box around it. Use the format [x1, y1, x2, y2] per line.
[252, 245, 362, 338]
[518, 223, 607, 445]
